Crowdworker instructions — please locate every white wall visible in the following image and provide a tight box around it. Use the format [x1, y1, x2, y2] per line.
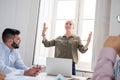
[92, 0, 111, 70]
[0, 0, 40, 66]
[109, 0, 120, 35]
[92, 0, 120, 70]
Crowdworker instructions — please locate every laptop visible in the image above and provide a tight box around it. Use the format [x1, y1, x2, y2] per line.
[46, 57, 72, 77]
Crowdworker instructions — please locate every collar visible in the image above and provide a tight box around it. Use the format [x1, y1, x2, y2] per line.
[63, 34, 75, 38]
[1, 42, 14, 53]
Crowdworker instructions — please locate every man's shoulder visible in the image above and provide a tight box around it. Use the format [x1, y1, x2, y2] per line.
[0, 42, 4, 49]
[0, 42, 5, 56]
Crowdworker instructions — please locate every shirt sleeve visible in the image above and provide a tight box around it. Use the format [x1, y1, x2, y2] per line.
[92, 47, 117, 80]
[0, 59, 24, 75]
[0, 49, 27, 75]
[14, 50, 28, 70]
[6, 70, 24, 76]
[42, 39, 55, 47]
[0, 49, 16, 74]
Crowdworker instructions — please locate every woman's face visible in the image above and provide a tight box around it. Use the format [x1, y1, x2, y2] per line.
[65, 21, 74, 32]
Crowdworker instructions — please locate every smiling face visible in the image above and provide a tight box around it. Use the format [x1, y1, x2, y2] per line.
[65, 20, 74, 33]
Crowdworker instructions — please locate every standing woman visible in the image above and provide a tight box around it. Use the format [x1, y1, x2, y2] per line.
[42, 20, 92, 75]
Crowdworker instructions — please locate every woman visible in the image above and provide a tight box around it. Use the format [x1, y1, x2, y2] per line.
[42, 20, 92, 75]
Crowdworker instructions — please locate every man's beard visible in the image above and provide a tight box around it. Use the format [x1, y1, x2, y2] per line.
[11, 42, 19, 49]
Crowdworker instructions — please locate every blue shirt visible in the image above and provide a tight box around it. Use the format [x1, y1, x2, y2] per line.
[0, 42, 28, 75]
[114, 59, 120, 80]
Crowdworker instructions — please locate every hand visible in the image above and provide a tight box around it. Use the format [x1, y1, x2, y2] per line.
[104, 36, 120, 56]
[0, 72, 6, 80]
[84, 32, 92, 50]
[24, 66, 41, 76]
[42, 22, 48, 34]
[32, 65, 41, 72]
[87, 32, 92, 43]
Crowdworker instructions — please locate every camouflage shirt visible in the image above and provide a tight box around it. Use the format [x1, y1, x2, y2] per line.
[42, 34, 88, 63]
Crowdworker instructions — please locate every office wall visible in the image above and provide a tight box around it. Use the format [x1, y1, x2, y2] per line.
[92, 0, 120, 70]
[0, 0, 40, 66]
[109, 0, 120, 35]
[92, 0, 111, 70]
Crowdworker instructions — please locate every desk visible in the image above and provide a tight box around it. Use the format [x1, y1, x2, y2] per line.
[5, 72, 87, 80]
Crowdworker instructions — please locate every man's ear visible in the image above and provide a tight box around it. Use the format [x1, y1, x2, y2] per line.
[8, 39, 13, 44]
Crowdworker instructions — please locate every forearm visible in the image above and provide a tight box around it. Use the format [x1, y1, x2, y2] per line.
[42, 36, 46, 42]
[14, 64, 28, 70]
[0, 65, 19, 74]
[84, 41, 90, 50]
[84, 44, 89, 50]
[14, 52, 28, 70]
[6, 70, 25, 76]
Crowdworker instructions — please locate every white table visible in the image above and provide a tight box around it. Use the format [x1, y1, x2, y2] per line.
[5, 72, 87, 80]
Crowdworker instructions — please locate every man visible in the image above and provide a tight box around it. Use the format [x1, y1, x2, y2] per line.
[92, 36, 120, 80]
[0, 28, 41, 76]
[0, 72, 5, 80]
[69, 35, 120, 80]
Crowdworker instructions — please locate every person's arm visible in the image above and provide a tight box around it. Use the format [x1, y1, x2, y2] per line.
[42, 22, 55, 47]
[92, 48, 117, 80]
[0, 60, 25, 76]
[14, 50, 42, 76]
[77, 32, 92, 53]
[0, 52, 22, 75]
[14, 50, 28, 70]
[42, 39, 56, 47]
[77, 37, 88, 53]
[24, 66, 41, 76]
[92, 36, 120, 80]
[83, 32, 92, 50]
[0, 48, 26, 75]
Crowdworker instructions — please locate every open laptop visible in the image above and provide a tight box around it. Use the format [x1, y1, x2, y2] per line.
[46, 57, 72, 77]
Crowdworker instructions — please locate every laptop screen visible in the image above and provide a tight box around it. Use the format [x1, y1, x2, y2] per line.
[46, 57, 72, 77]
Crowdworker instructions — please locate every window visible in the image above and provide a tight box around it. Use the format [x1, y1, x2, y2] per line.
[34, 0, 96, 71]
[55, 0, 77, 37]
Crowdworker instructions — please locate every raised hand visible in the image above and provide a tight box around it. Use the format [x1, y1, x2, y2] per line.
[84, 32, 92, 50]
[87, 32, 92, 43]
[42, 22, 48, 34]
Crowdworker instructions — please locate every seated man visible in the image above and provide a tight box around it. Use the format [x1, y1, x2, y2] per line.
[92, 36, 120, 80]
[0, 72, 6, 80]
[0, 28, 41, 76]
[69, 35, 120, 80]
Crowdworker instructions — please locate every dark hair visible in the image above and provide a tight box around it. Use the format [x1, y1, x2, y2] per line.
[2, 28, 20, 43]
